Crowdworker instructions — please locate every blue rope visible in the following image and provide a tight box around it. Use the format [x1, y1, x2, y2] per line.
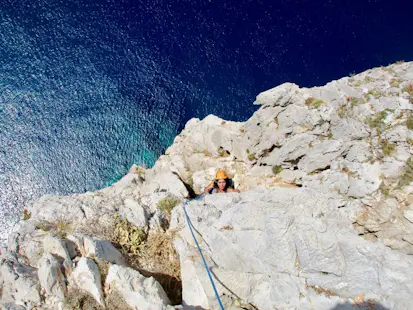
[183, 201, 225, 310]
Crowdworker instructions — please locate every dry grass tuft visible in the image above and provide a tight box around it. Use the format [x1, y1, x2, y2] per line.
[23, 209, 31, 220]
[125, 230, 182, 305]
[308, 285, 337, 297]
[157, 197, 181, 218]
[105, 290, 133, 310]
[62, 289, 104, 310]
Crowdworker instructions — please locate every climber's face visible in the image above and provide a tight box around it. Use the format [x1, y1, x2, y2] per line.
[217, 179, 226, 190]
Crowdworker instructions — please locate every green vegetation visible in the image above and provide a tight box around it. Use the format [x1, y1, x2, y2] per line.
[246, 148, 250, 154]
[217, 146, 230, 157]
[381, 140, 396, 156]
[274, 116, 279, 125]
[248, 153, 256, 161]
[350, 97, 364, 107]
[398, 157, 413, 188]
[272, 165, 282, 175]
[406, 117, 413, 130]
[402, 84, 413, 95]
[366, 110, 391, 131]
[380, 184, 390, 196]
[364, 76, 373, 83]
[114, 213, 147, 254]
[23, 209, 31, 220]
[157, 197, 181, 217]
[337, 104, 347, 118]
[364, 89, 383, 100]
[305, 97, 325, 109]
[390, 78, 402, 88]
[327, 131, 333, 139]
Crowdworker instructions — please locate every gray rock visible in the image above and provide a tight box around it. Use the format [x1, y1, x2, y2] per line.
[67, 234, 125, 266]
[105, 264, 171, 310]
[69, 257, 105, 306]
[37, 252, 66, 301]
[0, 251, 41, 307]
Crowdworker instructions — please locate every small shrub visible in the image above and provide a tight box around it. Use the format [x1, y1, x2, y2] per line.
[23, 209, 31, 220]
[313, 99, 324, 109]
[338, 104, 347, 118]
[306, 97, 325, 108]
[157, 197, 181, 217]
[390, 78, 402, 88]
[364, 76, 373, 83]
[402, 84, 413, 94]
[113, 214, 147, 254]
[398, 157, 413, 188]
[327, 131, 333, 139]
[221, 121, 226, 125]
[381, 185, 390, 196]
[408, 138, 413, 145]
[305, 97, 315, 106]
[381, 140, 396, 156]
[274, 117, 279, 125]
[364, 89, 383, 100]
[406, 117, 413, 130]
[126, 230, 182, 305]
[246, 148, 250, 154]
[272, 166, 282, 175]
[248, 153, 256, 161]
[350, 97, 364, 107]
[367, 110, 389, 130]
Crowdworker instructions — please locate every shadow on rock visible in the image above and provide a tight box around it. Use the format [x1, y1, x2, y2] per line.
[138, 269, 182, 305]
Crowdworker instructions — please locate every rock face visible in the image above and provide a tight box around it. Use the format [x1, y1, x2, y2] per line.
[172, 190, 413, 309]
[1, 62, 413, 309]
[105, 264, 171, 310]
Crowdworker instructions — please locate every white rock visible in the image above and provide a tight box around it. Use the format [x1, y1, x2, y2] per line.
[403, 210, 413, 223]
[105, 264, 171, 310]
[70, 257, 105, 306]
[43, 234, 72, 273]
[67, 234, 125, 266]
[118, 198, 148, 229]
[0, 251, 41, 307]
[37, 252, 66, 300]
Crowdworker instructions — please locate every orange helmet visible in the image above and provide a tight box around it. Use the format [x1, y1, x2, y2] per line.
[215, 170, 228, 180]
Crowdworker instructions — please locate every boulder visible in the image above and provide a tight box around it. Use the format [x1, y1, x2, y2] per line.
[69, 257, 105, 306]
[105, 264, 171, 310]
[37, 252, 67, 301]
[67, 234, 125, 266]
[0, 251, 41, 307]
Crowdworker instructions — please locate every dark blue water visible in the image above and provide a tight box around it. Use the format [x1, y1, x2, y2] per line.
[1, 0, 412, 242]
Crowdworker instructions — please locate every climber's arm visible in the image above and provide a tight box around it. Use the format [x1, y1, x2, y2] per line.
[204, 182, 214, 195]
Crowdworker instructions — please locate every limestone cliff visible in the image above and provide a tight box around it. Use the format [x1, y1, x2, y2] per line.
[1, 62, 413, 310]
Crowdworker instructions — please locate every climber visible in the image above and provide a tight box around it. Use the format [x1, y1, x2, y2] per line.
[204, 170, 240, 194]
